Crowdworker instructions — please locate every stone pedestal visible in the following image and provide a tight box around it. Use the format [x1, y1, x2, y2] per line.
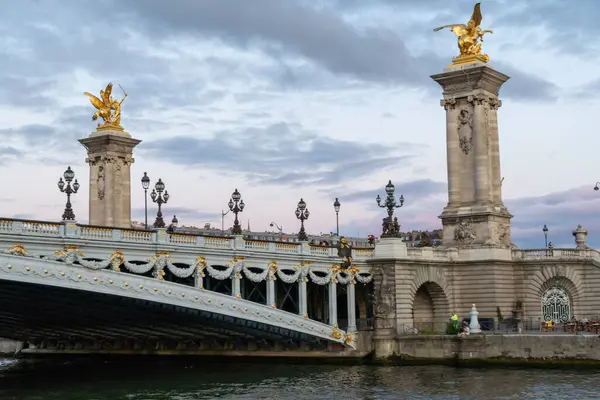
[78, 127, 141, 228]
[431, 63, 513, 249]
[468, 304, 481, 334]
[573, 225, 588, 249]
[374, 237, 407, 259]
[370, 238, 405, 358]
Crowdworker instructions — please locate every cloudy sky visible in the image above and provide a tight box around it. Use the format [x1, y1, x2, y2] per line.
[1, 0, 598, 248]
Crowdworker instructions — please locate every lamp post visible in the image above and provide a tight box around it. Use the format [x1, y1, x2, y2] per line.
[594, 182, 600, 191]
[221, 209, 230, 235]
[295, 198, 310, 241]
[141, 172, 150, 229]
[228, 188, 245, 235]
[376, 180, 405, 238]
[57, 166, 80, 221]
[150, 178, 169, 228]
[172, 215, 178, 228]
[270, 222, 283, 241]
[543, 224, 549, 248]
[333, 197, 341, 237]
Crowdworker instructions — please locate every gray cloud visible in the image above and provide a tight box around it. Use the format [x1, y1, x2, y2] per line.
[504, 186, 600, 248]
[331, 184, 600, 250]
[120, 0, 428, 85]
[492, 0, 600, 55]
[332, 179, 446, 204]
[141, 122, 421, 186]
[131, 206, 219, 225]
[114, 0, 554, 101]
[0, 146, 23, 166]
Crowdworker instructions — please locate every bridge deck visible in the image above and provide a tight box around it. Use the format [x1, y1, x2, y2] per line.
[0, 254, 350, 353]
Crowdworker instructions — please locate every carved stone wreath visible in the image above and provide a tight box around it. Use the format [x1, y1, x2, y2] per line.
[494, 224, 510, 246]
[454, 219, 476, 245]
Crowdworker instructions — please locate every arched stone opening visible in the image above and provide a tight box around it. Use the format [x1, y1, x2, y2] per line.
[412, 282, 450, 333]
[539, 276, 578, 323]
[526, 266, 583, 321]
[541, 286, 572, 323]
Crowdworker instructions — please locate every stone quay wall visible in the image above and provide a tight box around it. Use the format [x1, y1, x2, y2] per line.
[391, 334, 600, 364]
[0, 339, 22, 355]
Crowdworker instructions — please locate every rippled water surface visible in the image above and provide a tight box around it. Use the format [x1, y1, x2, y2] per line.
[2, 358, 600, 399]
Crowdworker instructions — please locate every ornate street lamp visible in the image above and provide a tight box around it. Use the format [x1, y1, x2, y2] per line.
[333, 197, 341, 237]
[150, 178, 169, 228]
[172, 215, 178, 228]
[376, 180, 405, 238]
[141, 172, 151, 229]
[594, 182, 600, 191]
[295, 198, 310, 241]
[270, 222, 283, 241]
[57, 166, 80, 221]
[228, 188, 245, 235]
[543, 224, 549, 248]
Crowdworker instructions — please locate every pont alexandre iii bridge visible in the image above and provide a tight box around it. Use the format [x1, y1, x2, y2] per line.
[0, 216, 599, 358]
[4, 60, 600, 359]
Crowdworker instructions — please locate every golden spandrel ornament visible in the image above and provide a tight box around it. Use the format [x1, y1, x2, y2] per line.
[83, 82, 128, 131]
[433, 2, 494, 66]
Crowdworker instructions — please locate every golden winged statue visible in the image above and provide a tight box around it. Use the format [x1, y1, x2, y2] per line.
[433, 3, 494, 64]
[83, 82, 128, 129]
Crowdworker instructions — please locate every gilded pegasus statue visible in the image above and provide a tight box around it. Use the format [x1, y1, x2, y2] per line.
[433, 3, 494, 63]
[83, 82, 128, 129]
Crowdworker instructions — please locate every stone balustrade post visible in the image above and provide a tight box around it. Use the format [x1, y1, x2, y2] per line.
[195, 236, 204, 246]
[299, 278, 308, 318]
[346, 281, 357, 333]
[111, 228, 122, 241]
[328, 280, 338, 327]
[268, 242, 276, 252]
[233, 235, 245, 250]
[155, 228, 168, 244]
[63, 221, 78, 237]
[11, 221, 23, 234]
[300, 241, 310, 255]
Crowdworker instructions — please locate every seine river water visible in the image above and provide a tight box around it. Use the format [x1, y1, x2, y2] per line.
[2, 357, 600, 399]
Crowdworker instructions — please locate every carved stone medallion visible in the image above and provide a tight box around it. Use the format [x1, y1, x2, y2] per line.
[454, 219, 476, 244]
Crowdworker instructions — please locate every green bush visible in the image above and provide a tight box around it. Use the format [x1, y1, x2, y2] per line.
[496, 306, 504, 322]
[446, 322, 460, 335]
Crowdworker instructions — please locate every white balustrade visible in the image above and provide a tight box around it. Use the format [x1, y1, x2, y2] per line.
[168, 233, 197, 245]
[245, 240, 270, 252]
[22, 221, 61, 236]
[0, 217, 596, 263]
[80, 226, 112, 239]
[0, 220, 13, 232]
[120, 229, 152, 243]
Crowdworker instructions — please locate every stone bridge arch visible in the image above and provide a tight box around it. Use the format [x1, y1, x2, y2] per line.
[408, 266, 452, 332]
[526, 265, 583, 321]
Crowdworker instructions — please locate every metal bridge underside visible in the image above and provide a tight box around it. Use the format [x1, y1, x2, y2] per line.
[0, 280, 333, 353]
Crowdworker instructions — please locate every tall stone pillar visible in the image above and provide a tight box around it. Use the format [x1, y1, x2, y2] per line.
[78, 127, 141, 228]
[431, 63, 512, 248]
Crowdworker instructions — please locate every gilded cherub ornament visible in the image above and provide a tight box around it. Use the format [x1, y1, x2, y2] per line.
[83, 82, 128, 129]
[433, 3, 493, 64]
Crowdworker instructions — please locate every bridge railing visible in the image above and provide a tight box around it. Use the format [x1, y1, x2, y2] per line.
[0, 218, 375, 260]
[512, 248, 600, 261]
